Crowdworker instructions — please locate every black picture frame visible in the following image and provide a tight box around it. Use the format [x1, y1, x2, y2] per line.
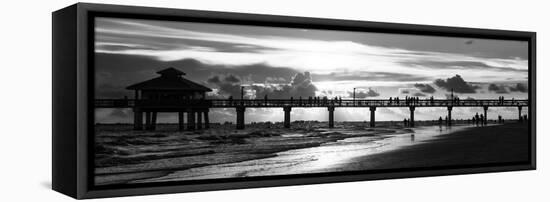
[52, 3, 536, 199]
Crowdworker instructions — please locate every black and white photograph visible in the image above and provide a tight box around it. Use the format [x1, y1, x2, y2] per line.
[93, 16, 530, 186]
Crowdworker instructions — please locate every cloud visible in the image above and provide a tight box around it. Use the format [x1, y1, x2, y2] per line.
[509, 83, 528, 93]
[465, 40, 474, 45]
[488, 84, 509, 94]
[348, 88, 380, 98]
[224, 74, 241, 83]
[254, 72, 318, 99]
[206, 74, 246, 98]
[206, 75, 221, 84]
[94, 53, 301, 98]
[400, 60, 527, 73]
[412, 92, 426, 97]
[413, 83, 436, 93]
[95, 18, 528, 89]
[312, 71, 431, 82]
[206, 71, 318, 99]
[434, 74, 479, 93]
[399, 89, 410, 94]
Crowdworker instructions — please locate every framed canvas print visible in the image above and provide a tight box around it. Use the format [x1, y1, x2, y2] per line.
[52, 3, 536, 199]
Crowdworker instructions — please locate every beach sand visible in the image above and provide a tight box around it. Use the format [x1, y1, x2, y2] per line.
[318, 123, 529, 173]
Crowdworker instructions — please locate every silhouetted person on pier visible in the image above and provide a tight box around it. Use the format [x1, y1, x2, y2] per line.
[498, 115, 502, 123]
[480, 114, 485, 126]
[404, 118, 408, 127]
[475, 113, 480, 126]
[389, 97, 393, 104]
[524, 115, 528, 122]
[438, 116, 443, 126]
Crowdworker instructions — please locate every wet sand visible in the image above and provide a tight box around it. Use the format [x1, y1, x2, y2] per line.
[319, 123, 529, 173]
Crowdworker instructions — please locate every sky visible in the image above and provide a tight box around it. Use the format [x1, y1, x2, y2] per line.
[94, 17, 529, 124]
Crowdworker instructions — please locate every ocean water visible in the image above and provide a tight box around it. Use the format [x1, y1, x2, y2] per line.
[129, 124, 472, 184]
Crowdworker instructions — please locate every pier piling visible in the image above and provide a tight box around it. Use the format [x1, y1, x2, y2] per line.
[447, 106, 453, 126]
[483, 106, 488, 125]
[197, 111, 203, 129]
[518, 106, 523, 122]
[178, 112, 184, 131]
[328, 107, 335, 128]
[284, 107, 292, 128]
[236, 107, 245, 129]
[133, 109, 143, 130]
[151, 112, 157, 130]
[370, 107, 376, 127]
[187, 111, 196, 130]
[204, 111, 210, 129]
[145, 112, 151, 130]
[409, 106, 415, 127]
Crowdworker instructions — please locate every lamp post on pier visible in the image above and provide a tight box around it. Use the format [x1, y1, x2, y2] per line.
[353, 88, 356, 106]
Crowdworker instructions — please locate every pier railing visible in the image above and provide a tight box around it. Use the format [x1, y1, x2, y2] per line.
[94, 98, 529, 108]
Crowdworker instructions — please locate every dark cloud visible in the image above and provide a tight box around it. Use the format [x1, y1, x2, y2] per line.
[400, 89, 410, 94]
[434, 74, 479, 93]
[349, 88, 380, 98]
[465, 40, 474, 45]
[509, 83, 528, 93]
[412, 92, 426, 97]
[206, 75, 221, 84]
[206, 74, 244, 98]
[413, 83, 436, 93]
[224, 74, 241, 83]
[488, 84, 509, 94]
[95, 53, 299, 98]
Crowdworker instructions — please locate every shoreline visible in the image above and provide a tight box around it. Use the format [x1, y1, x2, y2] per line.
[316, 123, 529, 173]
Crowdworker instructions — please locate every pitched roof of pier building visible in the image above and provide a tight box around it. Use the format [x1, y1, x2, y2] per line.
[126, 67, 212, 92]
